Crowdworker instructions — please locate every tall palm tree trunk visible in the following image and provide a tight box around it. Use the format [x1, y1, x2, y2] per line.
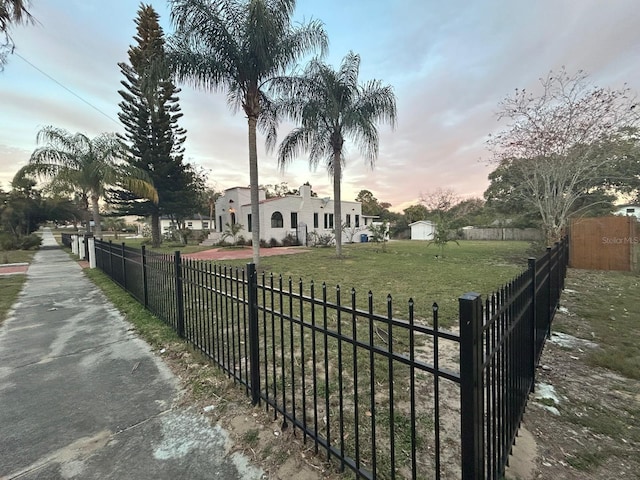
[333, 150, 343, 257]
[151, 212, 161, 247]
[248, 115, 261, 266]
[90, 194, 102, 239]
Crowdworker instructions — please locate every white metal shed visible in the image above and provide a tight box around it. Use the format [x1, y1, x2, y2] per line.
[409, 220, 436, 240]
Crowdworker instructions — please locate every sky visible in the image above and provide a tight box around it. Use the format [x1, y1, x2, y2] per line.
[1, 0, 639, 212]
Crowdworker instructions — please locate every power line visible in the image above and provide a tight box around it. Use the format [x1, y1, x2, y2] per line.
[14, 52, 121, 127]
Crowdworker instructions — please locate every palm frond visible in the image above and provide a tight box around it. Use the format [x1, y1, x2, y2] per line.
[258, 91, 279, 152]
[277, 127, 308, 169]
[273, 50, 396, 176]
[337, 51, 360, 90]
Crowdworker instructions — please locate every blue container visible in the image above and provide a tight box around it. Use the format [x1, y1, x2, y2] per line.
[360, 233, 368, 243]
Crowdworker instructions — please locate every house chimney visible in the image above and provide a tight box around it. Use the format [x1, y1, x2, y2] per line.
[300, 184, 311, 199]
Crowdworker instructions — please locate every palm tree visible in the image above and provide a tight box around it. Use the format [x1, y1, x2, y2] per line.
[1, 0, 34, 69]
[272, 52, 397, 256]
[18, 126, 158, 238]
[0, 0, 31, 29]
[167, 0, 327, 265]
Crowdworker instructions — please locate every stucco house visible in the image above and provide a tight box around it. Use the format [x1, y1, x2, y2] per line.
[160, 214, 212, 233]
[209, 184, 366, 245]
[409, 220, 436, 240]
[614, 204, 640, 220]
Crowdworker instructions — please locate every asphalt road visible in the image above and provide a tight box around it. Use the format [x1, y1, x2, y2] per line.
[0, 229, 262, 480]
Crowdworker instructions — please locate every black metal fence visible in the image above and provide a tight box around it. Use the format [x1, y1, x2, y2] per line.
[61, 232, 72, 248]
[458, 237, 569, 479]
[90, 237, 569, 479]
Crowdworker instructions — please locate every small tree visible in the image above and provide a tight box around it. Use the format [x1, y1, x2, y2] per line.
[342, 221, 364, 244]
[427, 218, 459, 257]
[421, 188, 461, 256]
[368, 222, 389, 251]
[221, 222, 244, 246]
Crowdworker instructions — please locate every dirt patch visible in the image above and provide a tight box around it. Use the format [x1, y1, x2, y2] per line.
[507, 270, 640, 480]
[153, 347, 335, 479]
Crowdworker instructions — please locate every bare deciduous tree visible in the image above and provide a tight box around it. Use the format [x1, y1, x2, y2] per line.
[420, 188, 460, 214]
[487, 68, 639, 244]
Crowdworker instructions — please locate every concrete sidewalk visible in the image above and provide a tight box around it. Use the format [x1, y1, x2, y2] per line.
[0, 229, 262, 480]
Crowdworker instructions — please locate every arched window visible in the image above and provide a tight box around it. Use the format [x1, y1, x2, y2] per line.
[271, 211, 283, 228]
[230, 212, 236, 225]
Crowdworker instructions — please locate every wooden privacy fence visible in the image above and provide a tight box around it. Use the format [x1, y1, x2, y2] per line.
[569, 216, 638, 271]
[460, 228, 543, 241]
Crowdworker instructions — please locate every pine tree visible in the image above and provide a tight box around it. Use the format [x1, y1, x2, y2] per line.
[114, 3, 200, 247]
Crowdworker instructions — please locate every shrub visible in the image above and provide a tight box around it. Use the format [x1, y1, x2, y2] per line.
[268, 237, 279, 248]
[0, 233, 42, 250]
[19, 234, 42, 250]
[281, 233, 298, 247]
[0, 233, 17, 250]
[307, 230, 334, 247]
[196, 229, 210, 243]
[369, 222, 391, 252]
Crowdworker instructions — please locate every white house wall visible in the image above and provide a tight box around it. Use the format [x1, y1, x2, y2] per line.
[214, 185, 366, 244]
[160, 218, 212, 232]
[614, 205, 640, 220]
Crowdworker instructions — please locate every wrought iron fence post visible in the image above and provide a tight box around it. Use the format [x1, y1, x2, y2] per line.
[141, 245, 148, 309]
[459, 292, 484, 480]
[108, 240, 113, 275]
[546, 246, 552, 338]
[247, 263, 260, 405]
[175, 251, 185, 338]
[561, 236, 568, 289]
[121, 243, 127, 290]
[528, 257, 537, 392]
[549, 241, 562, 312]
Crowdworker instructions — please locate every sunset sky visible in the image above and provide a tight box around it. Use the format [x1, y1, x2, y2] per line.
[1, 0, 638, 212]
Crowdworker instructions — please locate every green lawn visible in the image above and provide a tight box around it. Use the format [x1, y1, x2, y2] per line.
[0, 275, 27, 326]
[556, 269, 640, 379]
[0, 250, 36, 325]
[217, 240, 535, 327]
[0, 249, 36, 264]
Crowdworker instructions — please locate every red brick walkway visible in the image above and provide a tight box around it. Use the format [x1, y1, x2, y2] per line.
[182, 246, 308, 261]
[0, 263, 29, 275]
